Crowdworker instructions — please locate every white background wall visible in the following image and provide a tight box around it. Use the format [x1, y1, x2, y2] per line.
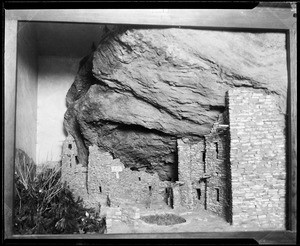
[16, 22, 38, 162]
[36, 56, 80, 164]
[15, 21, 104, 165]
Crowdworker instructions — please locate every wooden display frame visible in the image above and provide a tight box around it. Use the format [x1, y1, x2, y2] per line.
[4, 8, 296, 244]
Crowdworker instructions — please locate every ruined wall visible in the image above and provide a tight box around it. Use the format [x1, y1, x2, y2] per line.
[61, 135, 88, 199]
[228, 88, 286, 229]
[172, 184, 181, 210]
[60, 136, 170, 210]
[177, 138, 205, 209]
[106, 207, 140, 234]
[88, 145, 169, 208]
[204, 121, 231, 222]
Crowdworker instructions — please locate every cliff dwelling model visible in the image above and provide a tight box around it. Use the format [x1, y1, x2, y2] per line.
[60, 27, 287, 233]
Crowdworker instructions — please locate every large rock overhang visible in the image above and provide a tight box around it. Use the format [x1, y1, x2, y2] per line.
[64, 26, 287, 181]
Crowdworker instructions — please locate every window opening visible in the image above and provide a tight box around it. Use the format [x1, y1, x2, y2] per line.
[202, 151, 206, 163]
[68, 144, 72, 149]
[165, 188, 169, 205]
[215, 142, 219, 159]
[75, 156, 79, 164]
[149, 186, 152, 191]
[138, 177, 141, 181]
[99, 186, 102, 193]
[164, 187, 174, 208]
[169, 188, 174, 209]
[196, 188, 201, 200]
[215, 188, 220, 202]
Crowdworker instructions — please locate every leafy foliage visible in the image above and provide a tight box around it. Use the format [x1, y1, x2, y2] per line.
[14, 166, 106, 234]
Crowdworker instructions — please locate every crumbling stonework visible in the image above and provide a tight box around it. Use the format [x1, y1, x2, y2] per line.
[61, 137, 171, 210]
[87, 145, 170, 208]
[228, 88, 286, 229]
[106, 207, 140, 233]
[61, 135, 88, 200]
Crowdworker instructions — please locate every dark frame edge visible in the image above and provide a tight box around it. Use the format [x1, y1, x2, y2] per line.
[287, 20, 297, 233]
[4, 18, 18, 240]
[3, 7, 297, 244]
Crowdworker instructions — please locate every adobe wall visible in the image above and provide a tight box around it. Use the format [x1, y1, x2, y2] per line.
[228, 89, 286, 229]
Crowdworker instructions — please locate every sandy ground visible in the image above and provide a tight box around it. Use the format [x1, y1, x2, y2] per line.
[107, 203, 239, 234]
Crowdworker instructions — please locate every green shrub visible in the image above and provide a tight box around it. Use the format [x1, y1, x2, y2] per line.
[14, 165, 106, 234]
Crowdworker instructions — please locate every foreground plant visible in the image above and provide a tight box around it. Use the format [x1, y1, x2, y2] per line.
[14, 160, 105, 234]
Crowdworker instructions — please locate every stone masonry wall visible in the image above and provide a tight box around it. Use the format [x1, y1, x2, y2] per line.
[177, 138, 205, 209]
[61, 135, 88, 200]
[106, 206, 140, 234]
[204, 121, 231, 222]
[228, 88, 286, 229]
[61, 138, 170, 210]
[88, 145, 169, 208]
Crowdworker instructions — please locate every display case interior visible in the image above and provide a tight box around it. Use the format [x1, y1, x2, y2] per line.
[13, 20, 292, 235]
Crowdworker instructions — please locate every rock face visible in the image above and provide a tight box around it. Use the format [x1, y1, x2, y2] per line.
[64, 27, 287, 181]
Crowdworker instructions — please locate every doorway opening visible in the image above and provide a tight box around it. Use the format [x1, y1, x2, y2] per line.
[165, 187, 174, 209]
[196, 188, 201, 200]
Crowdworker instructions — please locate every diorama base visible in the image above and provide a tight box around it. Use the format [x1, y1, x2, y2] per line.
[103, 202, 274, 234]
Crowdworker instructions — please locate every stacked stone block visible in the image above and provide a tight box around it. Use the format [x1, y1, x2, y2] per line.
[88, 145, 169, 208]
[61, 135, 88, 200]
[60, 138, 171, 211]
[121, 207, 140, 226]
[106, 207, 121, 233]
[106, 207, 140, 234]
[177, 138, 205, 209]
[87, 146, 117, 202]
[228, 88, 286, 229]
[204, 122, 231, 221]
[177, 122, 231, 222]
[172, 183, 182, 210]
